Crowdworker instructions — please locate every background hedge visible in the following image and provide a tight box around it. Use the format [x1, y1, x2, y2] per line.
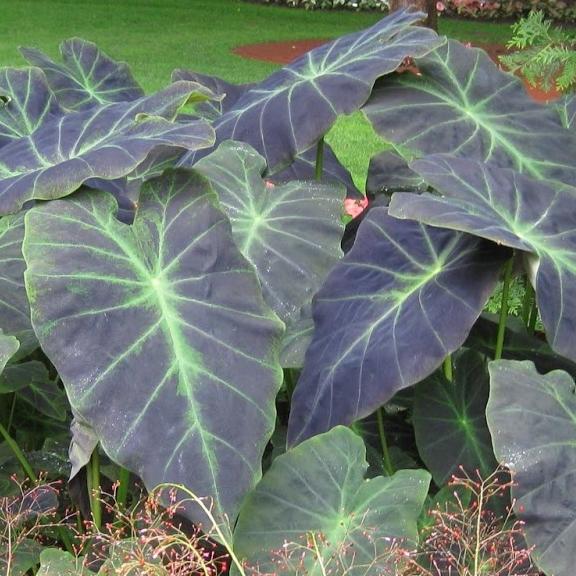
[256, 0, 576, 21]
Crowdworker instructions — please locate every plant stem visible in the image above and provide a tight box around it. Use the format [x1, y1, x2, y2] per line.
[495, 258, 514, 361]
[0, 420, 76, 554]
[521, 278, 534, 327]
[6, 394, 16, 434]
[87, 446, 102, 530]
[443, 355, 453, 382]
[58, 526, 75, 555]
[376, 408, 394, 477]
[473, 478, 485, 576]
[528, 299, 539, 334]
[315, 137, 324, 181]
[116, 466, 130, 509]
[157, 483, 247, 576]
[0, 420, 36, 481]
[284, 368, 296, 402]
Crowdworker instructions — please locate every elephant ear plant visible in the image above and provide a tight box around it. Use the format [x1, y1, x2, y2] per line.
[0, 8, 573, 576]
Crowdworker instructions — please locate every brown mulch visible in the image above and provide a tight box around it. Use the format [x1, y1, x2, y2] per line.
[233, 39, 329, 65]
[232, 39, 561, 102]
[233, 38, 510, 66]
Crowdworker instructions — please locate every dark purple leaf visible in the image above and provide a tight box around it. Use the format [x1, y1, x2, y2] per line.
[413, 349, 496, 485]
[179, 10, 443, 173]
[172, 69, 254, 121]
[23, 170, 284, 536]
[20, 38, 144, 111]
[487, 360, 576, 576]
[363, 40, 576, 187]
[287, 207, 507, 445]
[0, 68, 63, 147]
[366, 149, 426, 197]
[85, 146, 184, 223]
[390, 156, 576, 362]
[0, 82, 215, 215]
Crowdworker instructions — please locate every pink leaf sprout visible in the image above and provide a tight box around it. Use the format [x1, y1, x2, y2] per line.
[344, 197, 369, 219]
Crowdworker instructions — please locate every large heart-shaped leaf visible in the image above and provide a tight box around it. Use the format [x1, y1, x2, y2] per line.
[413, 349, 496, 486]
[172, 69, 253, 121]
[486, 360, 576, 576]
[363, 40, 576, 186]
[233, 426, 430, 576]
[194, 141, 346, 327]
[0, 82, 215, 215]
[287, 207, 507, 445]
[21, 38, 144, 111]
[23, 170, 284, 535]
[0, 68, 63, 147]
[178, 10, 443, 173]
[389, 155, 576, 363]
[0, 213, 36, 352]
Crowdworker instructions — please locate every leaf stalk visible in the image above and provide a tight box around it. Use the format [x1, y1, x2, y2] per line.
[495, 258, 514, 361]
[0, 420, 36, 481]
[315, 137, 325, 181]
[376, 408, 395, 476]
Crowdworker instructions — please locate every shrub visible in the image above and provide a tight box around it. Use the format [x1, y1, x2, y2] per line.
[500, 10, 576, 92]
[256, 0, 389, 11]
[440, 0, 576, 22]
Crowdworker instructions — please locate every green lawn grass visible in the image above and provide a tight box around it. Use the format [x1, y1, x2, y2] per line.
[0, 0, 513, 190]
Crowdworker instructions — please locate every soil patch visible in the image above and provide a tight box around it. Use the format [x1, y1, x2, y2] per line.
[233, 39, 329, 65]
[232, 39, 560, 102]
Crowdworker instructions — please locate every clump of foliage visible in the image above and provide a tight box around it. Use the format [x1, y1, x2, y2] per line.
[500, 10, 576, 92]
[256, 0, 389, 11]
[1, 7, 576, 576]
[440, 0, 576, 21]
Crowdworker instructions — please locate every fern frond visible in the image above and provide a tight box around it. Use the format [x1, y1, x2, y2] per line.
[500, 10, 576, 94]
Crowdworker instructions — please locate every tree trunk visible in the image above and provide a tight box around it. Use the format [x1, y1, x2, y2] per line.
[388, 0, 438, 31]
